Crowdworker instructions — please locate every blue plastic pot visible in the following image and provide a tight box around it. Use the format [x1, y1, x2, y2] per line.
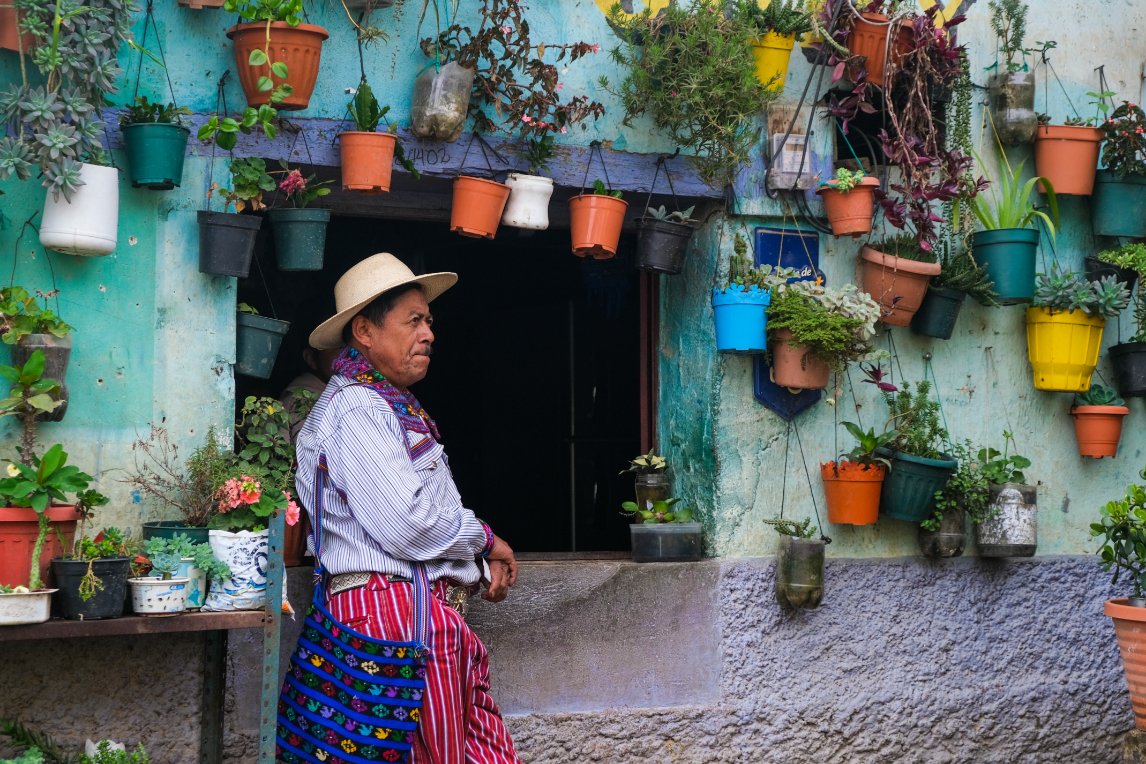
[1093, 171, 1146, 238]
[712, 286, 771, 354]
[971, 228, 1039, 305]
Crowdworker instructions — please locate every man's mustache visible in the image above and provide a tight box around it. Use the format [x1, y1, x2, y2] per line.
[417, 346, 434, 357]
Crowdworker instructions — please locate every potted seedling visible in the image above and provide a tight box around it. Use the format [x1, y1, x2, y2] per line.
[858, 234, 943, 327]
[764, 517, 825, 610]
[635, 204, 698, 275]
[568, 180, 628, 259]
[267, 165, 333, 271]
[919, 439, 991, 558]
[712, 236, 799, 355]
[622, 497, 701, 562]
[119, 96, 192, 190]
[1034, 90, 1113, 196]
[1071, 385, 1130, 459]
[974, 431, 1036, 557]
[339, 79, 415, 193]
[52, 523, 135, 621]
[502, 136, 557, 231]
[619, 450, 670, 521]
[129, 549, 191, 616]
[821, 422, 894, 526]
[816, 168, 880, 237]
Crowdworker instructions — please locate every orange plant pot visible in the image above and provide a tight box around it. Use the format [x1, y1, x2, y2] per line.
[450, 176, 511, 239]
[338, 132, 397, 192]
[769, 328, 830, 390]
[1105, 598, 1146, 729]
[1034, 124, 1103, 195]
[226, 21, 329, 110]
[817, 177, 879, 237]
[1071, 404, 1130, 458]
[0, 6, 34, 52]
[858, 245, 941, 326]
[568, 194, 629, 259]
[845, 12, 910, 87]
[821, 461, 886, 525]
[0, 505, 79, 588]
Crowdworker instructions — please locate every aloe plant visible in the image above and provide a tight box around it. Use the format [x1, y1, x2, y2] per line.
[969, 148, 1059, 239]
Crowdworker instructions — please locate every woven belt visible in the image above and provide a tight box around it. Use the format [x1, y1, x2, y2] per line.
[328, 571, 473, 616]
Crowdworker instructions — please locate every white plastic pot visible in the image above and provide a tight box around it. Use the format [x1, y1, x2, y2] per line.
[0, 589, 56, 625]
[129, 576, 190, 616]
[147, 557, 207, 610]
[501, 173, 554, 230]
[39, 163, 120, 256]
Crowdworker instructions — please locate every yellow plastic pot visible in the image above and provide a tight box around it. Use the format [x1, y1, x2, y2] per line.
[1026, 307, 1105, 392]
[751, 32, 796, 90]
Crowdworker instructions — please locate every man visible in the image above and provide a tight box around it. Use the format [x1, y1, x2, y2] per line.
[279, 344, 341, 440]
[286, 252, 520, 763]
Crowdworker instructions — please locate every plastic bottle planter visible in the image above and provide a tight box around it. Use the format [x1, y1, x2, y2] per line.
[501, 174, 554, 231]
[1092, 171, 1146, 238]
[39, 163, 119, 256]
[988, 71, 1037, 144]
[712, 286, 770, 355]
[629, 523, 702, 563]
[820, 461, 885, 526]
[411, 62, 475, 143]
[148, 558, 207, 609]
[1084, 255, 1139, 293]
[769, 328, 829, 389]
[568, 194, 629, 259]
[1034, 124, 1103, 196]
[879, 451, 957, 523]
[1026, 308, 1104, 393]
[0, 588, 56, 626]
[122, 122, 190, 190]
[1104, 599, 1146, 730]
[198, 211, 262, 277]
[1111, 343, 1146, 398]
[775, 536, 824, 610]
[338, 132, 397, 193]
[0, 506, 79, 588]
[970, 228, 1038, 305]
[633, 472, 671, 514]
[845, 12, 909, 87]
[817, 177, 879, 237]
[129, 576, 190, 615]
[451, 176, 512, 239]
[1071, 403, 1130, 458]
[857, 245, 941, 326]
[268, 208, 331, 271]
[236, 312, 290, 380]
[51, 557, 132, 620]
[635, 217, 696, 275]
[751, 31, 796, 90]
[975, 482, 1037, 557]
[918, 508, 967, 559]
[226, 22, 329, 110]
[12, 334, 71, 422]
[910, 285, 966, 340]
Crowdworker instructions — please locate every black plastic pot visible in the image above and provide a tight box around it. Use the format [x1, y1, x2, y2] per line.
[910, 285, 966, 340]
[1111, 342, 1146, 398]
[51, 557, 131, 620]
[635, 217, 695, 275]
[11, 333, 71, 422]
[918, 508, 966, 558]
[775, 536, 824, 609]
[1084, 255, 1139, 293]
[197, 210, 262, 277]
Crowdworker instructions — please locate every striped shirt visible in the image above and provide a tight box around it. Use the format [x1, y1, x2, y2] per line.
[295, 374, 488, 585]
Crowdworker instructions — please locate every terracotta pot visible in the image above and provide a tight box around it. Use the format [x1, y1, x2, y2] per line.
[821, 461, 885, 525]
[0, 505, 79, 588]
[1105, 598, 1146, 729]
[1071, 404, 1130, 458]
[338, 132, 397, 192]
[858, 245, 941, 326]
[568, 194, 629, 259]
[0, 6, 34, 52]
[769, 328, 830, 390]
[450, 176, 511, 239]
[845, 12, 910, 87]
[1033, 124, 1102, 195]
[226, 22, 329, 110]
[817, 176, 879, 237]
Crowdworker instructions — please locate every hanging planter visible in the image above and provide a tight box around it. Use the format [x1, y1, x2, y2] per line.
[450, 176, 511, 239]
[0, 506, 79, 589]
[975, 482, 1037, 557]
[775, 535, 825, 610]
[1112, 342, 1146, 398]
[769, 328, 830, 389]
[226, 22, 329, 110]
[1092, 171, 1146, 238]
[39, 163, 119, 256]
[918, 508, 966, 558]
[635, 217, 695, 274]
[712, 286, 770, 354]
[910, 284, 966, 340]
[1033, 123, 1102, 196]
[51, 557, 132, 620]
[879, 451, 957, 523]
[12, 333, 72, 422]
[988, 72, 1037, 144]
[845, 12, 909, 87]
[268, 208, 330, 271]
[236, 311, 290, 380]
[817, 175, 879, 237]
[1084, 255, 1139, 292]
[501, 173, 554, 231]
[751, 31, 796, 89]
[410, 62, 475, 143]
[1072, 403, 1130, 459]
[338, 131, 397, 193]
[197, 211, 262, 277]
[1026, 308, 1105, 393]
[569, 193, 628, 259]
[1105, 599, 1146, 730]
[820, 461, 884, 526]
[177, 0, 225, 7]
[122, 122, 190, 191]
[970, 228, 1038, 305]
[129, 576, 191, 615]
[0, 6, 34, 52]
[857, 244, 941, 327]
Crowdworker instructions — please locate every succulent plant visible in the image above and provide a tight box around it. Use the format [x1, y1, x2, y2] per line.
[763, 516, 817, 539]
[1074, 384, 1125, 407]
[646, 205, 697, 224]
[1033, 266, 1129, 318]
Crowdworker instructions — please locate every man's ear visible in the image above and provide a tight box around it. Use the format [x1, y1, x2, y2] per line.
[349, 315, 373, 347]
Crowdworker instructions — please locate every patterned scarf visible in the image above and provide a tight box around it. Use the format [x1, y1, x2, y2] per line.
[333, 346, 440, 441]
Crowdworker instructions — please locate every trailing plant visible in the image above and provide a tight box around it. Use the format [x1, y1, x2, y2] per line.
[1100, 101, 1146, 179]
[645, 205, 697, 224]
[977, 430, 1030, 485]
[0, 287, 72, 345]
[603, 0, 774, 185]
[621, 497, 694, 524]
[208, 157, 277, 214]
[924, 439, 991, 532]
[732, 0, 814, 38]
[877, 375, 948, 460]
[1032, 266, 1129, 318]
[988, 0, 1028, 73]
[767, 280, 881, 373]
[1075, 384, 1124, 408]
[223, 0, 304, 107]
[867, 234, 939, 263]
[118, 96, 191, 128]
[969, 148, 1058, 237]
[1097, 243, 1146, 277]
[1092, 467, 1146, 599]
[763, 516, 816, 539]
[65, 527, 132, 602]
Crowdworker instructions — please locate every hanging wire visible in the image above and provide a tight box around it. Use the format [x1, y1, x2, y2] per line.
[923, 352, 952, 452]
[204, 74, 232, 212]
[791, 417, 829, 542]
[641, 149, 683, 216]
[578, 140, 613, 194]
[779, 420, 792, 519]
[458, 130, 508, 178]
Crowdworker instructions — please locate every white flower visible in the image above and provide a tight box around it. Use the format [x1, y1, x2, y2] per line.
[6, 464, 19, 477]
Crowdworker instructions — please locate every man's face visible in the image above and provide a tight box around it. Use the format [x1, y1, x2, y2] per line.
[353, 289, 435, 389]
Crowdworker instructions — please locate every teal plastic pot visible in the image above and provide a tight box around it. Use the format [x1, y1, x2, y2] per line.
[268, 207, 331, 271]
[1092, 171, 1146, 238]
[910, 285, 966, 340]
[970, 228, 1039, 305]
[122, 122, 190, 190]
[879, 451, 957, 523]
[712, 286, 771, 354]
[236, 312, 290, 379]
[141, 521, 209, 545]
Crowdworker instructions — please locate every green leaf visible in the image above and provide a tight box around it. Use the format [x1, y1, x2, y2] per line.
[248, 49, 268, 66]
[270, 62, 288, 79]
[256, 76, 274, 93]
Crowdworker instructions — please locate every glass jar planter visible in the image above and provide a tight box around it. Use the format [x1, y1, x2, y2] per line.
[633, 472, 671, 513]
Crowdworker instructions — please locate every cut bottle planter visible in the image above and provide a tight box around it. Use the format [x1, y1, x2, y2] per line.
[268, 208, 330, 271]
[40, 163, 119, 256]
[338, 132, 396, 193]
[988, 72, 1037, 144]
[130, 576, 190, 615]
[879, 451, 957, 523]
[198, 211, 262, 277]
[751, 31, 795, 89]
[910, 285, 966, 340]
[1071, 404, 1130, 458]
[1104, 598, 1146, 730]
[918, 508, 967, 559]
[122, 122, 190, 190]
[236, 312, 290, 380]
[970, 228, 1038, 305]
[775, 536, 824, 610]
[629, 523, 702, 562]
[817, 177, 879, 237]
[226, 22, 329, 110]
[712, 286, 770, 354]
[976, 482, 1037, 557]
[451, 176, 511, 239]
[1034, 124, 1102, 195]
[1111, 342, 1146, 398]
[635, 217, 695, 275]
[12, 333, 72, 422]
[1092, 171, 1146, 238]
[633, 472, 671, 512]
[501, 173, 554, 230]
[0, 506, 79, 588]
[1026, 308, 1104, 392]
[821, 461, 884, 526]
[857, 245, 941, 326]
[568, 194, 629, 259]
[769, 328, 830, 389]
[410, 62, 475, 143]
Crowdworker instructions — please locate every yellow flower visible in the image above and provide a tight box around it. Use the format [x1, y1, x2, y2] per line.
[360, 660, 380, 675]
[340, 740, 357, 753]
[6, 464, 18, 477]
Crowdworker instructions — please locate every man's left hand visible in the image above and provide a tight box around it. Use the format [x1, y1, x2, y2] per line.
[481, 560, 513, 602]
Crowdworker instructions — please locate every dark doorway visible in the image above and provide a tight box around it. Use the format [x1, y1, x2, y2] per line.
[239, 216, 644, 553]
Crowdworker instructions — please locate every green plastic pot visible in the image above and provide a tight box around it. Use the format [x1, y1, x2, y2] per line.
[970, 228, 1039, 305]
[910, 285, 966, 340]
[236, 312, 290, 379]
[268, 207, 331, 271]
[1092, 171, 1146, 238]
[122, 122, 190, 190]
[141, 521, 209, 545]
[879, 450, 957, 523]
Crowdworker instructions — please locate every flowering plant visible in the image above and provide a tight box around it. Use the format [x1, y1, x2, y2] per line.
[1100, 101, 1146, 179]
[274, 166, 333, 209]
[208, 473, 299, 533]
[620, 450, 667, 475]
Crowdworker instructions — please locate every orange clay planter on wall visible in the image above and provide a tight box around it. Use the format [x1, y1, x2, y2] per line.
[227, 22, 329, 110]
[568, 193, 629, 259]
[769, 328, 830, 390]
[858, 245, 941, 326]
[1105, 599, 1146, 729]
[1033, 124, 1102, 195]
[450, 176, 511, 239]
[817, 176, 879, 237]
[338, 132, 397, 192]
[821, 461, 885, 525]
[845, 12, 910, 88]
[1071, 404, 1130, 458]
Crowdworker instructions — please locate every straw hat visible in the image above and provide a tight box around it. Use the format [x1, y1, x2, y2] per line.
[309, 253, 457, 350]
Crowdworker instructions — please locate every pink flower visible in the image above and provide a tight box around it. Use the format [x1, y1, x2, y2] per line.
[285, 492, 300, 527]
[591, 44, 600, 53]
[671, 91, 679, 97]
[560, 126, 567, 134]
[238, 476, 261, 505]
[278, 170, 306, 197]
[502, 25, 511, 34]
[555, 83, 563, 91]
[521, 115, 532, 123]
